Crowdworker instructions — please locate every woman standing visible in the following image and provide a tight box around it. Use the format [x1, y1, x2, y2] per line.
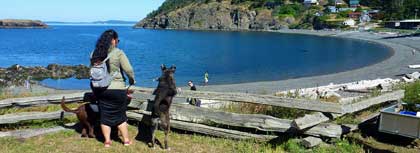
[90, 29, 135, 147]
[204, 71, 209, 86]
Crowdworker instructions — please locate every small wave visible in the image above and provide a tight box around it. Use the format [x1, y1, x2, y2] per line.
[78, 33, 97, 37]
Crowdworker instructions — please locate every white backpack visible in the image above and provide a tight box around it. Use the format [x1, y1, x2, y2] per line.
[90, 51, 116, 88]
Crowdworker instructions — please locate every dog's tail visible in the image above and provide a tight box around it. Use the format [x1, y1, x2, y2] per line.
[60, 96, 79, 113]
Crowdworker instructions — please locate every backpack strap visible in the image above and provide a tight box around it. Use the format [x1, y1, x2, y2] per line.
[102, 50, 116, 63]
[90, 49, 117, 63]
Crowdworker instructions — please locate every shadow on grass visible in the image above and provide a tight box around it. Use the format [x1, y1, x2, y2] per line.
[60, 120, 123, 144]
[359, 117, 415, 146]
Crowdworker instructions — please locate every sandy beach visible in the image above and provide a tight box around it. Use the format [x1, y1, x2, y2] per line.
[193, 30, 420, 94]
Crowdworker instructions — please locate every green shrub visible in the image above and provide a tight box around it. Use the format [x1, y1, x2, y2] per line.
[274, 4, 304, 18]
[313, 138, 364, 153]
[402, 81, 420, 111]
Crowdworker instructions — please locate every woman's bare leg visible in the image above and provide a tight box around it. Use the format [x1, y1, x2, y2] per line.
[101, 124, 112, 144]
[117, 121, 130, 143]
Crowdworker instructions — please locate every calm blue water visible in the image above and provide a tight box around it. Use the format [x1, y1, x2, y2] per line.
[0, 26, 392, 89]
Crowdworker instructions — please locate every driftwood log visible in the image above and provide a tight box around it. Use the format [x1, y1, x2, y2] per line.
[301, 136, 323, 148]
[302, 123, 356, 138]
[292, 112, 343, 130]
[126, 111, 277, 140]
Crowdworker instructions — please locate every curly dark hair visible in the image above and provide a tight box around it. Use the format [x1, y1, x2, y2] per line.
[90, 29, 118, 65]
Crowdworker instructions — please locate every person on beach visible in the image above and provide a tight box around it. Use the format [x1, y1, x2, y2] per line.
[188, 80, 197, 91]
[187, 80, 200, 107]
[90, 29, 135, 147]
[204, 71, 209, 86]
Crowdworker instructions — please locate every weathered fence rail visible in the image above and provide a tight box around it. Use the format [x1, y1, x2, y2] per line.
[133, 87, 343, 113]
[342, 90, 404, 113]
[127, 111, 277, 140]
[0, 92, 85, 108]
[133, 87, 404, 114]
[130, 100, 292, 132]
[0, 88, 403, 114]
[129, 99, 354, 138]
[0, 111, 72, 124]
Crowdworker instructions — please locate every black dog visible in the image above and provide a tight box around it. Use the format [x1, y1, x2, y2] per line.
[150, 64, 177, 150]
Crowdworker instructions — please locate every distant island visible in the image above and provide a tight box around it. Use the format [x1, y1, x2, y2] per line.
[0, 19, 48, 29]
[46, 20, 137, 25]
[92, 20, 137, 24]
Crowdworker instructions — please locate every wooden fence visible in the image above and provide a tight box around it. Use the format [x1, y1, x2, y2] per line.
[0, 87, 404, 140]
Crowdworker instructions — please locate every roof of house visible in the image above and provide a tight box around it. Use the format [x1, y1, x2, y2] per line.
[335, 0, 345, 4]
[349, 12, 362, 15]
[304, 0, 318, 3]
[350, 0, 360, 5]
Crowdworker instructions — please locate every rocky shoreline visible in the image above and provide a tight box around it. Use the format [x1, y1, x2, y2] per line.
[0, 19, 48, 29]
[0, 64, 89, 87]
[135, 1, 293, 31]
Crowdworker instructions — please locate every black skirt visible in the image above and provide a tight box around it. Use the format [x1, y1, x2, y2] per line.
[96, 89, 128, 127]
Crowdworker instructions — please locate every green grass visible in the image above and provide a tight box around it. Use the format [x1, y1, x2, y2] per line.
[0, 90, 48, 100]
[0, 125, 368, 153]
[220, 102, 310, 119]
[313, 138, 364, 153]
[0, 125, 287, 153]
[279, 138, 364, 153]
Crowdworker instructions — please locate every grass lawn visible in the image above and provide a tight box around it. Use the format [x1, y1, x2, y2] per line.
[0, 125, 285, 153]
[0, 123, 368, 153]
[0, 92, 365, 153]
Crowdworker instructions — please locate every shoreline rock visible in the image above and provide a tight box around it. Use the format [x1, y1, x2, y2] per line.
[0, 64, 89, 87]
[0, 19, 48, 29]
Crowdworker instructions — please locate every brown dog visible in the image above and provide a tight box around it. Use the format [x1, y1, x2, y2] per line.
[151, 65, 177, 150]
[61, 96, 99, 138]
[61, 89, 134, 138]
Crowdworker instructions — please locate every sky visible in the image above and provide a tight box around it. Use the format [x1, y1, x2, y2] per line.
[0, 0, 165, 22]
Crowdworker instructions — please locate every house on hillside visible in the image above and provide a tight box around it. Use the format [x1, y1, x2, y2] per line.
[343, 19, 356, 27]
[335, 0, 345, 6]
[338, 8, 357, 12]
[327, 6, 338, 13]
[368, 10, 381, 20]
[304, 0, 319, 7]
[349, 0, 360, 8]
[349, 12, 362, 19]
[359, 11, 371, 23]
